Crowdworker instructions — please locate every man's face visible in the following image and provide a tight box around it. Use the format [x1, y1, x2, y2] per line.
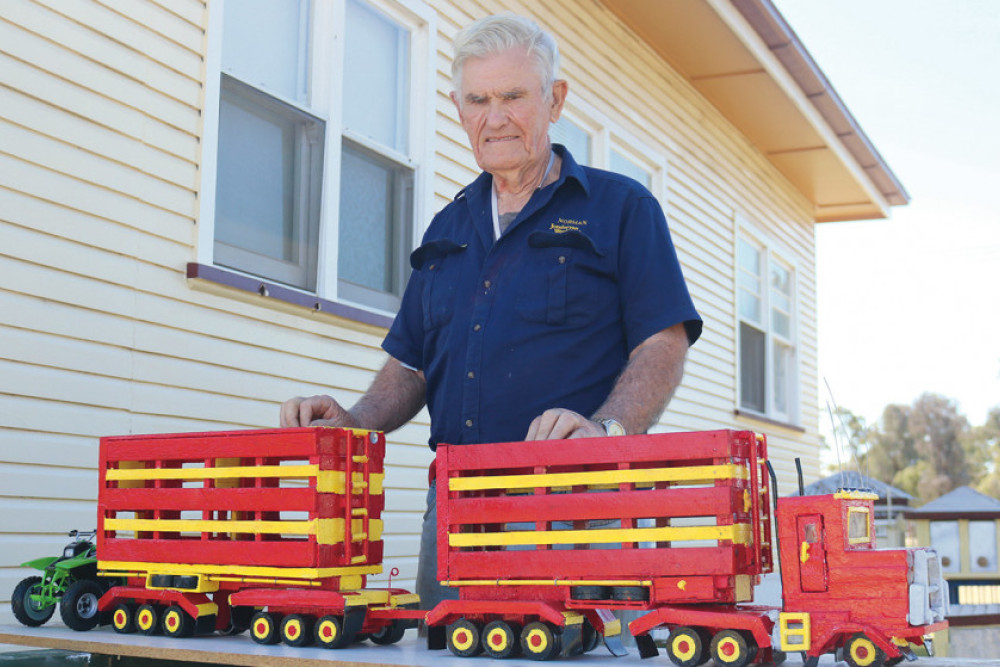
[452, 48, 566, 176]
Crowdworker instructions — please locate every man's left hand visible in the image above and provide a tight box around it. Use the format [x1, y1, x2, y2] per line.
[526, 408, 606, 440]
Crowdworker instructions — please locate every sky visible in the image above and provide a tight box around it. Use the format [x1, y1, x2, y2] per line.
[772, 0, 1000, 429]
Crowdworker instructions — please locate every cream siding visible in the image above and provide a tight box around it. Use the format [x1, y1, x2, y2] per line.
[1, 0, 825, 621]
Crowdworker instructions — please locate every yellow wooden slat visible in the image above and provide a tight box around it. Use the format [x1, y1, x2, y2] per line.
[317, 471, 385, 495]
[449, 523, 750, 548]
[448, 464, 747, 492]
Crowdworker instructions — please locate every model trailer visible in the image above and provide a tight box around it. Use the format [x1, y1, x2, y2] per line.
[11, 427, 947, 666]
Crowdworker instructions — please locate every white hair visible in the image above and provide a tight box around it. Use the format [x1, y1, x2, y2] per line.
[451, 13, 560, 98]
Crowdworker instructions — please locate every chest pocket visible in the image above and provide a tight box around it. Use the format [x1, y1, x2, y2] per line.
[411, 239, 468, 330]
[515, 230, 608, 326]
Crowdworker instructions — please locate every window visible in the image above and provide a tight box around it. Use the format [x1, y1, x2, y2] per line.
[736, 230, 798, 423]
[969, 521, 997, 572]
[549, 105, 665, 202]
[610, 149, 651, 190]
[202, 0, 434, 313]
[550, 115, 592, 166]
[930, 521, 960, 573]
[846, 507, 871, 546]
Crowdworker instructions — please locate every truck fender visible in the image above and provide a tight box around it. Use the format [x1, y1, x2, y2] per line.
[629, 605, 773, 650]
[810, 625, 902, 661]
[425, 599, 566, 628]
[848, 626, 902, 659]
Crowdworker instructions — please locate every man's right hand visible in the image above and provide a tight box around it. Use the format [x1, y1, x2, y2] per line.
[279, 395, 357, 428]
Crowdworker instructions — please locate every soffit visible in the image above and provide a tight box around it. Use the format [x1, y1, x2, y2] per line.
[601, 0, 908, 222]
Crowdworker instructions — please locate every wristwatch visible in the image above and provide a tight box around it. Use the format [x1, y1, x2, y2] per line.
[597, 418, 626, 437]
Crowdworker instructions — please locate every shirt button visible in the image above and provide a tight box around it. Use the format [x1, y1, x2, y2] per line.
[558, 256, 566, 264]
[473, 323, 482, 332]
[467, 371, 475, 379]
[465, 419, 474, 427]
[483, 280, 492, 289]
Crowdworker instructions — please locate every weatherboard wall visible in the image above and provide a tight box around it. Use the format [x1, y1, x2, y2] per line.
[0, 0, 820, 620]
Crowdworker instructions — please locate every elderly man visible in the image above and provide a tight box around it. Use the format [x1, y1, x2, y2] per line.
[281, 14, 701, 608]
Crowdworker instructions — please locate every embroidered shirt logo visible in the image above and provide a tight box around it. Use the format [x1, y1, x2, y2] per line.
[550, 218, 588, 233]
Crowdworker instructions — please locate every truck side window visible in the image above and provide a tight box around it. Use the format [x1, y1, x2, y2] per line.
[803, 523, 818, 543]
[847, 507, 871, 545]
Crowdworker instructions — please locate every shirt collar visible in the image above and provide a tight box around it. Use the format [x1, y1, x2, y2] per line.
[461, 144, 590, 248]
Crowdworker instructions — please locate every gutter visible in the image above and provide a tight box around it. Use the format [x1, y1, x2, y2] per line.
[731, 0, 910, 206]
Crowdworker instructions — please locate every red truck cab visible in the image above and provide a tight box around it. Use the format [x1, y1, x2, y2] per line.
[776, 491, 948, 665]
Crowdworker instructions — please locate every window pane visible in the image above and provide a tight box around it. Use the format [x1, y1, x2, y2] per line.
[222, 0, 309, 103]
[770, 261, 793, 337]
[738, 289, 761, 323]
[970, 521, 997, 572]
[216, 88, 296, 261]
[930, 521, 961, 573]
[773, 340, 792, 415]
[550, 117, 590, 165]
[848, 508, 870, 543]
[343, 0, 409, 152]
[215, 77, 322, 289]
[772, 310, 791, 339]
[339, 141, 412, 296]
[737, 238, 761, 277]
[740, 322, 766, 413]
[610, 149, 651, 190]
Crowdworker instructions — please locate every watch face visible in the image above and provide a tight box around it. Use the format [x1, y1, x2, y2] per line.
[604, 420, 625, 437]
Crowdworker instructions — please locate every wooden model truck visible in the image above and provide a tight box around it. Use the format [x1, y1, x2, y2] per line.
[431, 429, 948, 666]
[94, 428, 420, 648]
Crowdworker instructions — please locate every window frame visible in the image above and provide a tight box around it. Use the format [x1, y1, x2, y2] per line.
[197, 0, 436, 319]
[554, 98, 667, 201]
[734, 219, 801, 426]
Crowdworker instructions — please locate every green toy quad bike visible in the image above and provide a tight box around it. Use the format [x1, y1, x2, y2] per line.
[11, 530, 112, 631]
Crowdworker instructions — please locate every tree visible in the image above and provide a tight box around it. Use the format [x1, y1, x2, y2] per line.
[906, 393, 970, 500]
[823, 393, 993, 505]
[970, 407, 1000, 497]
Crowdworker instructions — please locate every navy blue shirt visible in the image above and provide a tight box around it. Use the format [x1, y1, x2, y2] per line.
[383, 145, 701, 449]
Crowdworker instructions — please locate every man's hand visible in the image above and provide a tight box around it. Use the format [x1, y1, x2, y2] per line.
[279, 395, 357, 428]
[526, 408, 606, 440]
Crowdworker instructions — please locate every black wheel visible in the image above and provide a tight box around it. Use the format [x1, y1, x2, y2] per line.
[482, 619, 521, 658]
[250, 611, 281, 645]
[710, 629, 755, 667]
[611, 586, 649, 601]
[570, 585, 610, 600]
[521, 621, 561, 661]
[667, 626, 707, 667]
[315, 615, 352, 649]
[162, 605, 194, 638]
[59, 579, 103, 631]
[12, 576, 55, 627]
[844, 632, 887, 667]
[135, 603, 161, 636]
[221, 606, 252, 635]
[370, 620, 407, 645]
[447, 618, 483, 657]
[582, 619, 600, 653]
[281, 614, 314, 647]
[111, 603, 135, 633]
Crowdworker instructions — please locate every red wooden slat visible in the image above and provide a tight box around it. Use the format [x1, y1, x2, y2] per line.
[446, 487, 738, 525]
[442, 430, 748, 472]
[100, 428, 349, 463]
[99, 487, 326, 512]
[444, 546, 741, 580]
[101, 538, 321, 568]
